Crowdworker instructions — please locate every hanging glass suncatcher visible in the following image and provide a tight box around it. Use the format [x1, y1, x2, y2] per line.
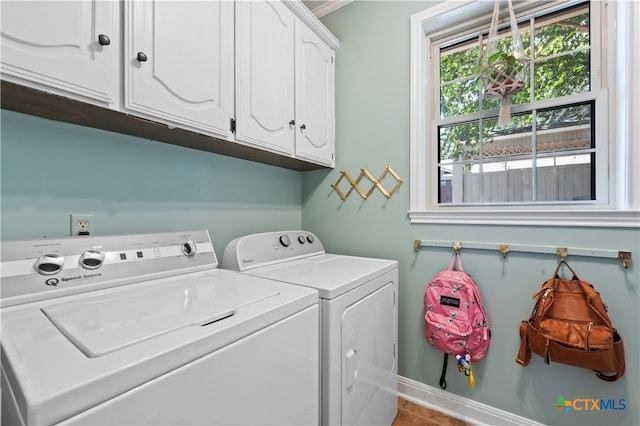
[479, 0, 528, 126]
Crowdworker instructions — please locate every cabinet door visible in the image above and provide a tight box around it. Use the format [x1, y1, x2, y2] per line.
[235, 0, 295, 156]
[0, 1, 118, 104]
[294, 23, 335, 167]
[125, 0, 234, 137]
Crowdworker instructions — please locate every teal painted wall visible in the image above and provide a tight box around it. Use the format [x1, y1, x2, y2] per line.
[303, 1, 639, 425]
[1, 110, 302, 260]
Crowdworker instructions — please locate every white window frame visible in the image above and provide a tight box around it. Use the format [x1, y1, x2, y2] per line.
[409, 0, 640, 227]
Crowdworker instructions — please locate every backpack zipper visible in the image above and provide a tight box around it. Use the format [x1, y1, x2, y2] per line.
[532, 287, 553, 299]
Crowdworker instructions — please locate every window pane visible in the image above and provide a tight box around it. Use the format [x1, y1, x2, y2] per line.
[534, 51, 590, 100]
[536, 103, 594, 201]
[439, 163, 478, 204]
[440, 42, 480, 80]
[536, 155, 593, 201]
[534, 7, 589, 60]
[438, 121, 480, 162]
[485, 115, 532, 160]
[438, 167, 453, 203]
[440, 79, 479, 117]
[482, 159, 534, 203]
[533, 4, 590, 100]
[536, 102, 592, 147]
[440, 42, 481, 117]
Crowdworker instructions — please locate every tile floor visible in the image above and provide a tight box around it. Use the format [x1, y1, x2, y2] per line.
[392, 397, 473, 426]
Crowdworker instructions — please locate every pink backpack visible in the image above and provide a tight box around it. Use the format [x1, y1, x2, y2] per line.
[424, 252, 490, 389]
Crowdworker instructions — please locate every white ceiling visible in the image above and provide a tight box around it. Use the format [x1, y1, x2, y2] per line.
[302, 0, 352, 17]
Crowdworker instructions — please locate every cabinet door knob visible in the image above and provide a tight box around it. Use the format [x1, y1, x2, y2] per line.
[98, 34, 111, 46]
[300, 124, 306, 130]
[136, 52, 148, 62]
[289, 120, 295, 126]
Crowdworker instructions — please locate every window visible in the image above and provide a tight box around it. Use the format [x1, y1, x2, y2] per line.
[409, 0, 640, 227]
[439, 4, 598, 205]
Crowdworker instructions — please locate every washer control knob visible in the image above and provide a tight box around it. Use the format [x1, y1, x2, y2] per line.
[279, 235, 291, 247]
[298, 235, 306, 244]
[80, 250, 105, 270]
[34, 254, 64, 275]
[306, 234, 315, 244]
[181, 241, 197, 257]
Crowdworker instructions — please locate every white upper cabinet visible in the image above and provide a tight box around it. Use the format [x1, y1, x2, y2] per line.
[0, 0, 118, 104]
[1, 0, 339, 170]
[294, 23, 335, 167]
[235, 0, 338, 166]
[235, 0, 296, 156]
[124, 0, 235, 137]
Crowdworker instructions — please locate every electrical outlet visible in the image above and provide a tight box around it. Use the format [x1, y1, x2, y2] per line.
[70, 214, 94, 236]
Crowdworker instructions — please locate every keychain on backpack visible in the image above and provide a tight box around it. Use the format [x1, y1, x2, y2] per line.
[456, 353, 476, 387]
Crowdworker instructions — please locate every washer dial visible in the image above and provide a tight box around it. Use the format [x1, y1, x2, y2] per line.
[279, 235, 291, 247]
[181, 241, 197, 257]
[80, 250, 105, 270]
[34, 254, 64, 275]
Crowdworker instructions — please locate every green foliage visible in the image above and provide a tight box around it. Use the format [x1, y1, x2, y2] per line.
[438, 7, 590, 163]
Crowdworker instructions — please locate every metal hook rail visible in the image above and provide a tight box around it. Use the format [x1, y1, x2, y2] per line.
[413, 239, 632, 269]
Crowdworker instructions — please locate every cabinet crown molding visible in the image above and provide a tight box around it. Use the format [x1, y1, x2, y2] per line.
[283, 0, 341, 49]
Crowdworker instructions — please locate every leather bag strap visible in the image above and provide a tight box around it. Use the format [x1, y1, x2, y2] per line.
[554, 259, 580, 280]
[594, 330, 626, 382]
[515, 321, 531, 366]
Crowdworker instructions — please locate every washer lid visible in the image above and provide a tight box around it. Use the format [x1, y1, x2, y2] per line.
[41, 273, 276, 357]
[242, 254, 397, 299]
[1, 269, 317, 426]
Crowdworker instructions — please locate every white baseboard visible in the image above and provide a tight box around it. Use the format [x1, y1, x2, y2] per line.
[397, 376, 544, 426]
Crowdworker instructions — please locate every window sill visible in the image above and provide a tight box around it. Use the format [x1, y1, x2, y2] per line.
[408, 209, 640, 228]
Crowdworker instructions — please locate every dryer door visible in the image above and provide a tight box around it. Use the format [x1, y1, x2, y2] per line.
[341, 282, 396, 425]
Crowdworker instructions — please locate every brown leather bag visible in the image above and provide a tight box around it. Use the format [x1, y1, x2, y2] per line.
[516, 260, 625, 381]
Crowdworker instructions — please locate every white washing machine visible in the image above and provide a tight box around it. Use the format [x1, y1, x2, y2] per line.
[221, 231, 398, 426]
[1, 230, 319, 425]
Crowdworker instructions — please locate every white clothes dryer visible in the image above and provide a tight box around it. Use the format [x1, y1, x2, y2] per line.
[1, 230, 319, 426]
[221, 230, 398, 426]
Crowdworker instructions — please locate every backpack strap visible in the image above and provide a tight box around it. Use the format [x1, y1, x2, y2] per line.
[594, 329, 625, 382]
[448, 252, 464, 272]
[554, 259, 580, 280]
[515, 321, 531, 366]
[439, 353, 449, 389]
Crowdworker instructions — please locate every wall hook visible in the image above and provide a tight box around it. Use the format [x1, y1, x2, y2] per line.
[453, 241, 462, 254]
[618, 251, 632, 269]
[500, 244, 510, 259]
[331, 170, 367, 200]
[331, 166, 403, 201]
[556, 247, 568, 262]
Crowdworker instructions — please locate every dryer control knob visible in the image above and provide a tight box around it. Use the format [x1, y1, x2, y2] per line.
[80, 250, 105, 270]
[297, 235, 306, 244]
[34, 254, 65, 275]
[279, 235, 291, 247]
[306, 234, 315, 244]
[181, 241, 197, 257]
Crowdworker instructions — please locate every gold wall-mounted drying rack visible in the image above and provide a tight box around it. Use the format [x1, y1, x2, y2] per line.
[332, 166, 403, 201]
[413, 239, 633, 269]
